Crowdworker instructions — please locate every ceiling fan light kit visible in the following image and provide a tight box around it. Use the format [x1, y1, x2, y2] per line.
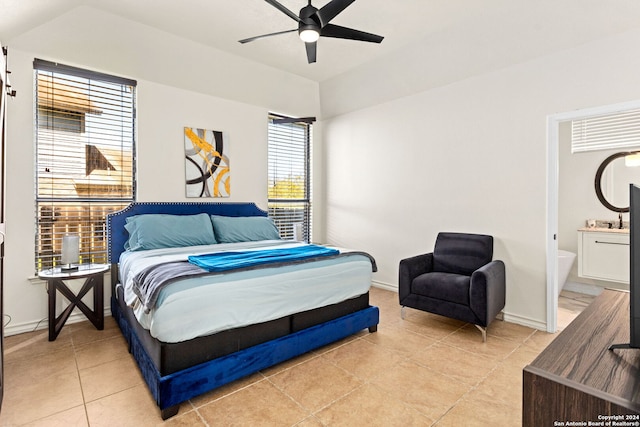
[240, 0, 383, 63]
[299, 28, 320, 42]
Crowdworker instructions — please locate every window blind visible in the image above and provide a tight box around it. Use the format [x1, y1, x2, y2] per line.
[572, 108, 640, 153]
[34, 59, 136, 271]
[267, 115, 312, 242]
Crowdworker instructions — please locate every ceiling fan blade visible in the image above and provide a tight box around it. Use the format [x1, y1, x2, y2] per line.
[264, 0, 302, 22]
[320, 23, 383, 43]
[316, 0, 356, 27]
[239, 28, 297, 44]
[305, 41, 317, 64]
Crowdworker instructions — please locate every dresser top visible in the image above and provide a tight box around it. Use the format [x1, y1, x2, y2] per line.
[526, 289, 640, 412]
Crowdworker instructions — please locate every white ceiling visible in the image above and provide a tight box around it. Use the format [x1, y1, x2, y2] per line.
[3, 0, 640, 83]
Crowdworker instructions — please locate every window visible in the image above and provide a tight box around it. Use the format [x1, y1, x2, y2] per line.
[34, 59, 136, 271]
[572, 107, 640, 153]
[267, 115, 312, 241]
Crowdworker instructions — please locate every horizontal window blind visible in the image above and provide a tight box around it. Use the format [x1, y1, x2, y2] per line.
[572, 108, 640, 153]
[34, 59, 136, 271]
[268, 115, 311, 242]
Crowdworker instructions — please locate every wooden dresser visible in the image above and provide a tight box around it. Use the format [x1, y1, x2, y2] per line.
[523, 289, 640, 426]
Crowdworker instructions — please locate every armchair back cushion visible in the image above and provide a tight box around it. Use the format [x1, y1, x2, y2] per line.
[433, 233, 493, 276]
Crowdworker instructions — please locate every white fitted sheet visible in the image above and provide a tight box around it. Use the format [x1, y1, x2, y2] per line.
[119, 240, 374, 343]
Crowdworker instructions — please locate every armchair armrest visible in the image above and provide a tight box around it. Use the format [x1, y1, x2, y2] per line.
[399, 253, 433, 302]
[469, 260, 506, 326]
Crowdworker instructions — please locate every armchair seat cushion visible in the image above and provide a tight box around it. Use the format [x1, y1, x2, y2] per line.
[412, 272, 470, 306]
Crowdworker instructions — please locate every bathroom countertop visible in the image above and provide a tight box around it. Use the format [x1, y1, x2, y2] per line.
[578, 227, 629, 233]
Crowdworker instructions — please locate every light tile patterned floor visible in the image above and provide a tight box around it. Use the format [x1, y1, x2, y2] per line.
[557, 290, 596, 330]
[0, 287, 585, 426]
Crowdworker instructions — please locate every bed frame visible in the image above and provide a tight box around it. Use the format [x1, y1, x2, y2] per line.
[107, 202, 379, 420]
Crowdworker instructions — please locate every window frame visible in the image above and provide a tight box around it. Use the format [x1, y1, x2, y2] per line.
[267, 114, 312, 242]
[33, 59, 137, 272]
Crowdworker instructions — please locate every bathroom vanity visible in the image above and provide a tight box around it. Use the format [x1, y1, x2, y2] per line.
[578, 228, 629, 284]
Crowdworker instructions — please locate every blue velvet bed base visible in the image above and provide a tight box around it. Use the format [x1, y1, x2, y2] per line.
[107, 202, 380, 419]
[111, 296, 379, 419]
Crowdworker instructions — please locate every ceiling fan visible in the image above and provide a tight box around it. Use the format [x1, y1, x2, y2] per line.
[239, 0, 384, 64]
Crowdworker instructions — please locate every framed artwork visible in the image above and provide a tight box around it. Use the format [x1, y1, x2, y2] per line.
[184, 127, 230, 198]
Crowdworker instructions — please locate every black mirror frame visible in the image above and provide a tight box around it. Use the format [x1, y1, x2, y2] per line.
[594, 151, 640, 213]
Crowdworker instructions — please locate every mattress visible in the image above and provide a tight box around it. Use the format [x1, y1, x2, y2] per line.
[119, 240, 375, 343]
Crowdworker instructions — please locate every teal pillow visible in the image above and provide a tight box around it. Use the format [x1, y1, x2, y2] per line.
[125, 213, 217, 251]
[210, 215, 280, 243]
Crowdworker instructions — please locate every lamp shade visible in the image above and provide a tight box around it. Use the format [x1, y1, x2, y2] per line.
[293, 223, 303, 241]
[61, 234, 80, 265]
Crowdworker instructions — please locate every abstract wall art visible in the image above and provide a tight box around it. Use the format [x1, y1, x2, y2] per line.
[184, 127, 230, 198]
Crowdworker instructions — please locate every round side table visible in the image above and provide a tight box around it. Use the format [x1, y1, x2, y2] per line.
[38, 264, 109, 341]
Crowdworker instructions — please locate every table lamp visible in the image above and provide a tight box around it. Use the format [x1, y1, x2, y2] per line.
[61, 234, 79, 272]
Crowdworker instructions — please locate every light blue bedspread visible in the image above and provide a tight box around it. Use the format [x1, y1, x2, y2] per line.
[121, 241, 378, 342]
[188, 244, 339, 272]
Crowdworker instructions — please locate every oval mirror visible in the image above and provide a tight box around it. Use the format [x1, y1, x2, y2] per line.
[595, 151, 640, 212]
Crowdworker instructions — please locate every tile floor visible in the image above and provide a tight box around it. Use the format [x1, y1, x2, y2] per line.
[557, 289, 597, 330]
[0, 287, 589, 426]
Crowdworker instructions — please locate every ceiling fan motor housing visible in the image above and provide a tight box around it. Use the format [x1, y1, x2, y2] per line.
[298, 4, 321, 36]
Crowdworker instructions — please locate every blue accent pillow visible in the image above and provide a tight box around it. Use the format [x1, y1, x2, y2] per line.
[124, 213, 217, 251]
[210, 215, 281, 243]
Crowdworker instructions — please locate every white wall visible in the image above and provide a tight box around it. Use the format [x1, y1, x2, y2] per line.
[321, 29, 640, 330]
[135, 81, 269, 205]
[3, 7, 320, 335]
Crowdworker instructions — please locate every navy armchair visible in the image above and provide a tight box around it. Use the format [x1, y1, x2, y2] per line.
[399, 232, 506, 341]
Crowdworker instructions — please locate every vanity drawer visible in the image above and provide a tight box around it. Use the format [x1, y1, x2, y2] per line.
[578, 231, 629, 284]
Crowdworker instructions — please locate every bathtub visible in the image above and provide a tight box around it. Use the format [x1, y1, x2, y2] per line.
[557, 249, 576, 296]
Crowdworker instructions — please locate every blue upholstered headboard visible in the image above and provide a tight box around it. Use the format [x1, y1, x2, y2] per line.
[106, 202, 268, 264]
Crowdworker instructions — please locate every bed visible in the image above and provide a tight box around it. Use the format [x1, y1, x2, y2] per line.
[106, 202, 379, 420]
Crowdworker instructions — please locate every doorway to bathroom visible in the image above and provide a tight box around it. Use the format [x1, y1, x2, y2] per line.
[547, 100, 640, 332]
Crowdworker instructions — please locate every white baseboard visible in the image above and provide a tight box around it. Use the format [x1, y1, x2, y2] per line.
[5, 319, 48, 337]
[371, 280, 398, 292]
[4, 308, 112, 337]
[371, 280, 547, 332]
[502, 311, 547, 332]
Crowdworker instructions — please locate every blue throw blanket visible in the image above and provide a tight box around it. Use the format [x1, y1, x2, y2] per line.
[188, 244, 340, 272]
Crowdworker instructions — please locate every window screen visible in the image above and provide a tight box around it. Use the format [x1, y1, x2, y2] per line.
[34, 59, 136, 271]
